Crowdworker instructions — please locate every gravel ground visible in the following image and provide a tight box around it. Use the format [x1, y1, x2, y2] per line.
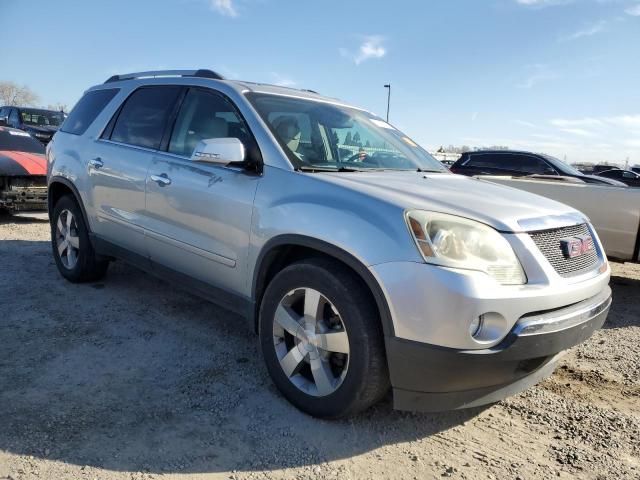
[0, 213, 638, 480]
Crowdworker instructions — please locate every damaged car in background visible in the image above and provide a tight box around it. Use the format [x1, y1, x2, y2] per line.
[0, 125, 47, 212]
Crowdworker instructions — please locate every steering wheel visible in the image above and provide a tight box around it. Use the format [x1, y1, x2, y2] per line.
[345, 152, 368, 162]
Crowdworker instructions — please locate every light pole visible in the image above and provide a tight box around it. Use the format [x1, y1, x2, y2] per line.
[384, 84, 391, 122]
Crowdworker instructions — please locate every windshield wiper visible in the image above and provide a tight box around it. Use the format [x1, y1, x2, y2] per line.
[416, 168, 446, 173]
[295, 165, 367, 173]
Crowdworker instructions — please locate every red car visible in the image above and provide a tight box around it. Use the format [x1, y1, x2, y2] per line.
[0, 126, 47, 212]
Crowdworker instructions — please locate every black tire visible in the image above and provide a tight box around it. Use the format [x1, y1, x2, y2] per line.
[50, 194, 109, 282]
[259, 258, 389, 418]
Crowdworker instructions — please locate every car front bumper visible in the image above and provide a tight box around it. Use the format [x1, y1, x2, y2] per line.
[385, 285, 611, 411]
[0, 176, 48, 212]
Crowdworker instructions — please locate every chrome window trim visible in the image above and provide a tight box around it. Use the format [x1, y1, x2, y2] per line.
[96, 138, 159, 155]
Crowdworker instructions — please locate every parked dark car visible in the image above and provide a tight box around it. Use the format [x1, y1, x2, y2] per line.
[592, 164, 620, 174]
[632, 166, 640, 175]
[0, 106, 65, 145]
[450, 150, 625, 186]
[596, 169, 640, 187]
[0, 126, 47, 212]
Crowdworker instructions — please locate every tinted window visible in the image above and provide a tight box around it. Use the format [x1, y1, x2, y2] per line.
[511, 155, 553, 174]
[8, 109, 20, 127]
[20, 109, 65, 127]
[168, 88, 248, 157]
[61, 89, 119, 135]
[464, 154, 505, 169]
[111, 86, 181, 150]
[465, 153, 551, 174]
[0, 128, 45, 153]
[601, 170, 622, 178]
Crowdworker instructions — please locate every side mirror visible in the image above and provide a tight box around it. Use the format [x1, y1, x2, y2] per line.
[190, 138, 245, 166]
[0, 117, 7, 127]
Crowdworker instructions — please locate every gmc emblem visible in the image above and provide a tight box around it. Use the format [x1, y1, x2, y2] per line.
[560, 235, 593, 258]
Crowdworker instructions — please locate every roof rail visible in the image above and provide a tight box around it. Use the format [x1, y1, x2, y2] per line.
[104, 69, 224, 84]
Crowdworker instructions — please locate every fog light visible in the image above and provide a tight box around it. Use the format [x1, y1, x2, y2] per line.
[469, 312, 508, 344]
[469, 315, 484, 338]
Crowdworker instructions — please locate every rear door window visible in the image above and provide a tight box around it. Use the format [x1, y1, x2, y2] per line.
[61, 89, 119, 135]
[511, 155, 554, 174]
[110, 86, 182, 150]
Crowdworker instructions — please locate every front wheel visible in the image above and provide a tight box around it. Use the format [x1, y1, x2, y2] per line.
[259, 258, 389, 418]
[51, 194, 109, 282]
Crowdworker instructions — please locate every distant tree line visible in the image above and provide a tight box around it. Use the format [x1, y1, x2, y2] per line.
[0, 81, 67, 112]
[436, 145, 509, 154]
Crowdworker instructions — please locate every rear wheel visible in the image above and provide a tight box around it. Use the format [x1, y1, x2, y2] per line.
[259, 258, 389, 418]
[51, 195, 109, 282]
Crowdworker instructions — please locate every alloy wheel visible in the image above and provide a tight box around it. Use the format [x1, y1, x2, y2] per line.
[55, 209, 80, 269]
[272, 287, 350, 397]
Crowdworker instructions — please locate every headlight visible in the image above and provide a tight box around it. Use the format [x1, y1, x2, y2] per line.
[406, 210, 526, 285]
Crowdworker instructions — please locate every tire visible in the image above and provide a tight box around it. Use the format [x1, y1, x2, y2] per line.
[51, 194, 109, 282]
[259, 258, 389, 418]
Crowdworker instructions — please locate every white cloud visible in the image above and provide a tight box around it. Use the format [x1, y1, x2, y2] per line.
[461, 112, 640, 163]
[270, 72, 296, 88]
[517, 64, 559, 88]
[604, 114, 640, 129]
[210, 0, 237, 17]
[561, 20, 606, 40]
[515, 119, 538, 128]
[559, 127, 596, 137]
[625, 4, 640, 15]
[550, 118, 604, 128]
[341, 36, 387, 65]
[516, 0, 573, 6]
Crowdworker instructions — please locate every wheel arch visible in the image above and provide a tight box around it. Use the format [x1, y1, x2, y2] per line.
[48, 176, 90, 231]
[252, 234, 395, 338]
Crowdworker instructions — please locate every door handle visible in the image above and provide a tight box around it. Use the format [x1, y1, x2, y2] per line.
[150, 173, 172, 186]
[89, 157, 104, 169]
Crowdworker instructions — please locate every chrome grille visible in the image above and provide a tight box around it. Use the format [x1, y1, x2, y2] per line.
[529, 223, 599, 277]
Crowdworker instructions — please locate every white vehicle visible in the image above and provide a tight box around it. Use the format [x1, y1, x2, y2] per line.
[478, 175, 640, 262]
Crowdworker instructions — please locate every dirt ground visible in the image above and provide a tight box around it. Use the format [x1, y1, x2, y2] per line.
[0, 213, 638, 480]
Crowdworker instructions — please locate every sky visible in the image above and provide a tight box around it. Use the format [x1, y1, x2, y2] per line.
[1, 0, 639, 165]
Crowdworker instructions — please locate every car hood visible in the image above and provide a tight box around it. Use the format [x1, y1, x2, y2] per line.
[318, 170, 581, 232]
[0, 150, 46, 176]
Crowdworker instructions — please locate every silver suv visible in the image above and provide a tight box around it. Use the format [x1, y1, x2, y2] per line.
[47, 69, 611, 418]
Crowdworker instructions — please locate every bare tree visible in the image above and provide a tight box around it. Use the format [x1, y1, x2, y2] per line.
[0, 81, 39, 106]
[47, 103, 68, 113]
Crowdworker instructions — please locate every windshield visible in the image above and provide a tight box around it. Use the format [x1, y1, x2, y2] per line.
[246, 93, 446, 172]
[20, 109, 65, 127]
[541, 154, 583, 176]
[0, 128, 45, 154]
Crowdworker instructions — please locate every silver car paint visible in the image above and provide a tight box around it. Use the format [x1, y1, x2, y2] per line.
[145, 151, 259, 294]
[48, 77, 611, 350]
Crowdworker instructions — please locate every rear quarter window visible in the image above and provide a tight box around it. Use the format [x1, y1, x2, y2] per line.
[61, 88, 119, 136]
